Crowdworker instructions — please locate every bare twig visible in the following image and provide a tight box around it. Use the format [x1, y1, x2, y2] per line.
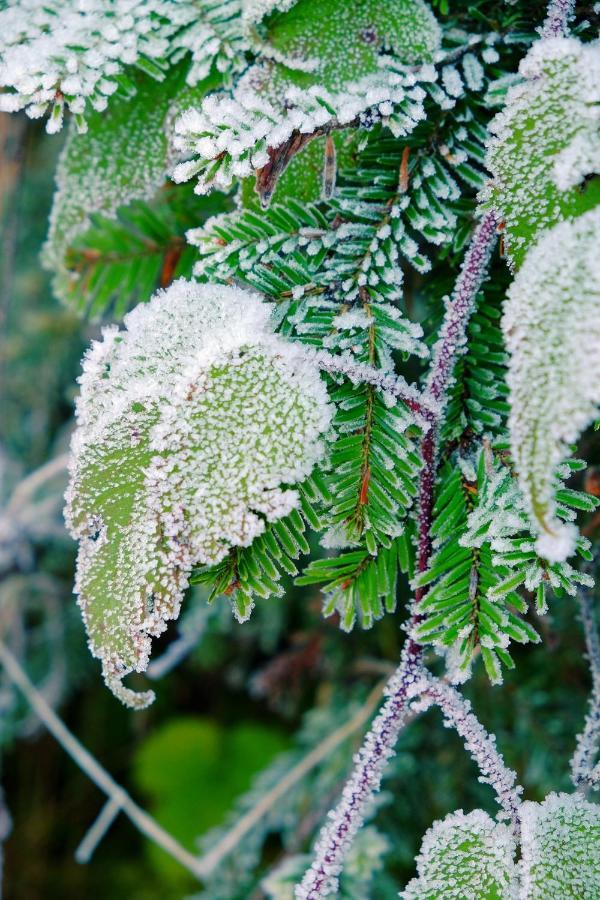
[571, 580, 600, 789]
[0, 638, 207, 880]
[196, 679, 387, 877]
[423, 678, 523, 833]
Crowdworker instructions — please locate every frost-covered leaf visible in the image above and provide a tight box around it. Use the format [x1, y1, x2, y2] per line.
[43, 66, 217, 310]
[172, 0, 439, 199]
[486, 37, 600, 268]
[519, 793, 600, 899]
[65, 280, 332, 707]
[503, 206, 600, 561]
[401, 808, 518, 899]
[262, 0, 440, 91]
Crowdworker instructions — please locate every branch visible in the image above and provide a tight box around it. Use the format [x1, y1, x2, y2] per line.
[0, 638, 207, 881]
[309, 348, 438, 425]
[423, 678, 523, 833]
[296, 210, 499, 898]
[541, 0, 575, 38]
[295, 648, 427, 899]
[571, 580, 600, 789]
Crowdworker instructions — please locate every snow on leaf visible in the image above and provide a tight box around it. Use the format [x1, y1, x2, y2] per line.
[519, 793, 600, 900]
[241, 0, 299, 29]
[261, 0, 440, 92]
[401, 808, 518, 899]
[486, 37, 600, 268]
[65, 279, 332, 707]
[503, 206, 600, 561]
[43, 68, 183, 291]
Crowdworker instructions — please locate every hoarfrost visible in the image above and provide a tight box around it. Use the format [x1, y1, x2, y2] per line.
[65, 280, 332, 707]
[503, 207, 600, 561]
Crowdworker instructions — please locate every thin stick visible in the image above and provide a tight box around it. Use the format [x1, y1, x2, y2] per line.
[571, 582, 600, 789]
[541, 0, 575, 37]
[310, 348, 437, 425]
[424, 678, 523, 833]
[75, 797, 122, 864]
[0, 638, 207, 881]
[295, 649, 427, 899]
[296, 210, 499, 899]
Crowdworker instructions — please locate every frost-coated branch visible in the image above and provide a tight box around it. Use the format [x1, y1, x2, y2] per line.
[541, 0, 575, 38]
[310, 349, 438, 425]
[296, 212, 499, 898]
[0, 638, 208, 881]
[423, 679, 523, 833]
[571, 581, 600, 789]
[295, 650, 427, 899]
[418, 208, 498, 579]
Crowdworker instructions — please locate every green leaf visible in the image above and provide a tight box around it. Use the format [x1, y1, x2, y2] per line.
[487, 37, 600, 268]
[43, 66, 218, 311]
[133, 716, 288, 884]
[264, 0, 441, 92]
[503, 206, 600, 561]
[520, 793, 600, 899]
[65, 281, 332, 706]
[401, 808, 517, 899]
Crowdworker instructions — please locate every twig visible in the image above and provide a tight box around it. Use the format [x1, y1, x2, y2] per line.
[295, 649, 427, 899]
[0, 638, 207, 881]
[75, 798, 122, 864]
[541, 0, 575, 37]
[571, 580, 600, 789]
[296, 210, 499, 899]
[310, 348, 438, 425]
[3, 453, 69, 517]
[422, 678, 523, 833]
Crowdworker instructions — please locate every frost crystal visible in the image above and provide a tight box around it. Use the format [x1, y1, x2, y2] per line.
[65, 280, 332, 707]
[486, 37, 600, 268]
[519, 793, 600, 899]
[0, 0, 245, 130]
[172, 66, 433, 199]
[241, 0, 298, 27]
[503, 207, 600, 561]
[401, 808, 518, 899]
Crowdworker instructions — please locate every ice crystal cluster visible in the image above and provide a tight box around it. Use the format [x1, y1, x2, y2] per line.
[503, 206, 600, 561]
[172, 68, 433, 199]
[65, 280, 331, 706]
[403, 793, 600, 899]
[401, 808, 518, 899]
[241, 0, 298, 28]
[0, 0, 253, 131]
[0, 0, 193, 130]
[486, 36, 600, 268]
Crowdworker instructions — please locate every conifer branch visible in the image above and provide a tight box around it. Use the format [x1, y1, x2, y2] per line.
[295, 647, 427, 899]
[541, 0, 575, 38]
[297, 210, 499, 898]
[416, 209, 498, 583]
